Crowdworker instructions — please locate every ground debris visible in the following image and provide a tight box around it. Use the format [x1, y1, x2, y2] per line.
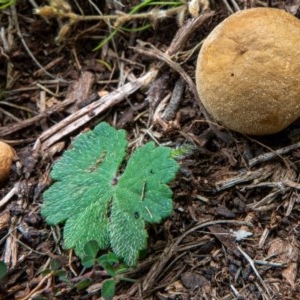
[1, 1, 300, 299]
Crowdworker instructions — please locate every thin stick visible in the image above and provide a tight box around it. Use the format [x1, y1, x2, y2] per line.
[20, 272, 53, 300]
[248, 141, 300, 167]
[0, 184, 18, 209]
[36, 6, 184, 24]
[162, 77, 185, 121]
[0, 98, 76, 137]
[133, 41, 212, 122]
[34, 68, 158, 150]
[237, 245, 272, 298]
[254, 259, 286, 268]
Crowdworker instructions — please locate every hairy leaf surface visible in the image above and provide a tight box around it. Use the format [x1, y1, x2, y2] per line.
[42, 122, 178, 265]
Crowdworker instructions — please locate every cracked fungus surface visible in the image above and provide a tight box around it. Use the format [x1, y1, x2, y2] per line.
[196, 7, 300, 135]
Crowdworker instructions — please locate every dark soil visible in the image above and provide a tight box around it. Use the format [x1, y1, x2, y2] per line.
[1, 1, 300, 299]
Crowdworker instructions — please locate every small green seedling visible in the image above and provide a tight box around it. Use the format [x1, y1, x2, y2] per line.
[82, 241, 129, 276]
[41, 258, 91, 293]
[41, 258, 71, 285]
[82, 240, 133, 300]
[42, 122, 179, 266]
[171, 143, 196, 159]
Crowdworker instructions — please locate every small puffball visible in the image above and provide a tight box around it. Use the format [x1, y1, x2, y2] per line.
[196, 8, 300, 135]
[0, 142, 16, 183]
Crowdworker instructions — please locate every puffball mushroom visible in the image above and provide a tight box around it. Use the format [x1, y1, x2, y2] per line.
[196, 8, 300, 135]
[0, 142, 16, 183]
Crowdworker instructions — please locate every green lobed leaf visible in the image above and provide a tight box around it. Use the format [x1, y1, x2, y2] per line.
[115, 264, 129, 275]
[50, 258, 62, 271]
[83, 240, 100, 258]
[42, 122, 179, 266]
[41, 269, 52, 276]
[81, 240, 100, 268]
[58, 273, 72, 285]
[42, 123, 127, 253]
[101, 279, 116, 300]
[76, 278, 92, 291]
[81, 256, 95, 269]
[110, 142, 178, 265]
[97, 252, 119, 265]
[101, 262, 116, 277]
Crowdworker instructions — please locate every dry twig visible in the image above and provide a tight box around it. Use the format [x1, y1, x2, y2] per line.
[215, 166, 274, 192]
[248, 141, 300, 167]
[237, 245, 272, 299]
[33, 68, 158, 151]
[162, 77, 186, 121]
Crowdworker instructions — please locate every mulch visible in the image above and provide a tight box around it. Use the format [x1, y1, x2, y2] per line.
[1, 0, 300, 299]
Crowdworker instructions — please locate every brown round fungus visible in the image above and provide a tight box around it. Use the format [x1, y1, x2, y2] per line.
[196, 8, 300, 135]
[0, 141, 16, 183]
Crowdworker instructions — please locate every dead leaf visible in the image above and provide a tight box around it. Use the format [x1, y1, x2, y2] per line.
[267, 238, 298, 287]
